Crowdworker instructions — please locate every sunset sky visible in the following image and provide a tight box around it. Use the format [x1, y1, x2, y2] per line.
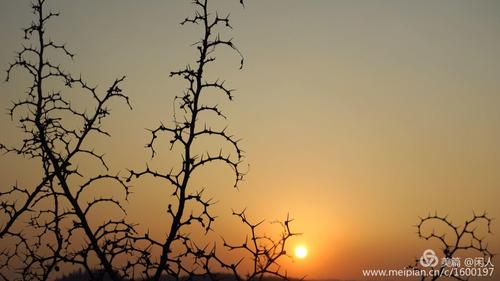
[1, 1, 500, 280]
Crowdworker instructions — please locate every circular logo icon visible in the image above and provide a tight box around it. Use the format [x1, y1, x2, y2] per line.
[420, 249, 439, 267]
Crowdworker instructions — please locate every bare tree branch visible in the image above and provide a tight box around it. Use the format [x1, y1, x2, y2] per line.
[409, 211, 494, 281]
[1, 1, 133, 280]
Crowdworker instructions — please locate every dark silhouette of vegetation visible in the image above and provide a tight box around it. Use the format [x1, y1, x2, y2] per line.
[55, 271, 305, 281]
[126, 0, 299, 280]
[1, 1, 299, 281]
[214, 210, 299, 281]
[410, 212, 494, 281]
[0, 0, 134, 280]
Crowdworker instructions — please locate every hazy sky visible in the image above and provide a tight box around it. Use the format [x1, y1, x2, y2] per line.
[1, 1, 500, 280]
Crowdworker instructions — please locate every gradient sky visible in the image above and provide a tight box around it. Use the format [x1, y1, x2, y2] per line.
[1, 1, 500, 280]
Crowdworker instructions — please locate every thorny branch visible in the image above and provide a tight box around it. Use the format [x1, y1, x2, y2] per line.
[409, 211, 494, 281]
[212, 210, 302, 281]
[125, 0, 298, 280]
[0, 1, 134, 280]
[126, 0, 247, 280]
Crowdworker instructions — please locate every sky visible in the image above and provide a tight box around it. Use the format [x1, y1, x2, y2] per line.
[1, 0, 500, 280]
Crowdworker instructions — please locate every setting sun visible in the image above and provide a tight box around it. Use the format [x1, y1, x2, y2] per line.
[294, 246, 308, 259]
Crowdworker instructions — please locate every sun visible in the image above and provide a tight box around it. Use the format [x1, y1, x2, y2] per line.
[294, 245, 308, 259]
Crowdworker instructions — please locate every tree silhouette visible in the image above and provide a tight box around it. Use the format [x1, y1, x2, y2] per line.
[212, 210, 300, 281]
[125, 0, 299, 280]
[0, 1, 133, 280]
[410, 212, 494, 281]
[1, 1, 299, 280]
[126, 0, 244, 278]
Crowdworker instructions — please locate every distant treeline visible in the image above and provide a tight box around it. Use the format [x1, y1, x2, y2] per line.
[55, 271, 309, 281]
